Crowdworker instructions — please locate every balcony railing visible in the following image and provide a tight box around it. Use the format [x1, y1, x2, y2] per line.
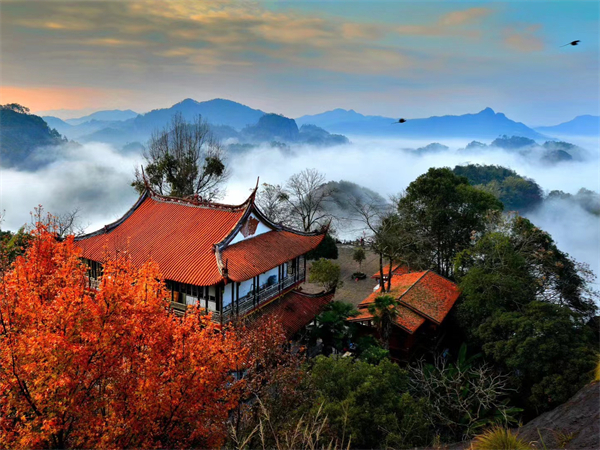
[85, 277, 101, 290]
[221, 269, 305, 321]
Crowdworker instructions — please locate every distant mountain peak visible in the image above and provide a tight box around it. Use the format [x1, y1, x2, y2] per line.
[479, 107, 496, 115]
[175, 98, 200, 106]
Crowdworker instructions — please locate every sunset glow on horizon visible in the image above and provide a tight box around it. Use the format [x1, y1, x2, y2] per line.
[1, 0, 598, 123]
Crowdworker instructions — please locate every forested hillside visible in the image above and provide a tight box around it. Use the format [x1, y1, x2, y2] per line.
[0, 104, 66, 169]
[453, 164, 543, 212]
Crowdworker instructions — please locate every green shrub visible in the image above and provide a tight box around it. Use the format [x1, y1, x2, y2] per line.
[308, 356, 431, 449]
[308, 258, 341, 291]
[306, 234, 338, 260]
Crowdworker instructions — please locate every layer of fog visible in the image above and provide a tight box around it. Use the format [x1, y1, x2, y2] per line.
[0, 143, 142, 233]
[226, 138, 599, 278]
[226, 137, 600, 202]
[1, 137, 598, 280]
[526, 198, 600, 283]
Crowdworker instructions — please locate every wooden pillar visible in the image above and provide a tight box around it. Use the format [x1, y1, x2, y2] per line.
[303, 255, 307, 281]
[217, 282, 223, 327]
[216, 283, 222, 311]
[256, 274, 260, 305]
[236, 282, 240, 316]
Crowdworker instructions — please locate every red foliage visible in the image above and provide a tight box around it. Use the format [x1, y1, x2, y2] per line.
[0, 223, 247, 448]
[229, 314, 309, 437]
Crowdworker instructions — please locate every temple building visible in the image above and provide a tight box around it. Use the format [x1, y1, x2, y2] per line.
[347, 266, 460, 360]
[75, 187, 331, 326]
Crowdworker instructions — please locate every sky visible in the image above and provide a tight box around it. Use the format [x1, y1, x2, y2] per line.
[0, 0, 599, 125]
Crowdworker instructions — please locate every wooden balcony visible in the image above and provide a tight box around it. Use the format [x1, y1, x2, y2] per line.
[169, 269, 306, 322]
[84, 276, 101, 290]
[221, 270, 305, 321]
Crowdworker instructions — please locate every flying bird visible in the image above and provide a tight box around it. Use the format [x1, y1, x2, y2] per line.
[392, 118, 407, 124]
[561, 40, 580, 47]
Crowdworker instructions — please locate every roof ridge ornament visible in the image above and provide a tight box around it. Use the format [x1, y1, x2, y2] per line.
[248, 176, 260, 205]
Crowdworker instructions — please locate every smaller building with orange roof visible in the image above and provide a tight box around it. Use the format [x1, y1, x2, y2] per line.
[348, 270, 460, 359]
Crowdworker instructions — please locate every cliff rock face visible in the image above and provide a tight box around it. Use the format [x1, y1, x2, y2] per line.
[439, 381, 600, 450]
[516, 381, 599, 450]
[298, 124, 349, 146]
[242, 113, 300, 142]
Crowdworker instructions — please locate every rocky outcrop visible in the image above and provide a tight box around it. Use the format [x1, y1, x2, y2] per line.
[516, 381, 599, 449]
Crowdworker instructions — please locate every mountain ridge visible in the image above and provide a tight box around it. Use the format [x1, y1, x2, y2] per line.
[296, 107, 549, 140]
[535, 114, 600, 137]
[66, 109, 138, 126]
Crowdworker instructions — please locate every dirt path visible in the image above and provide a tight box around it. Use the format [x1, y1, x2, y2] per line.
[302, 244, 383, 307]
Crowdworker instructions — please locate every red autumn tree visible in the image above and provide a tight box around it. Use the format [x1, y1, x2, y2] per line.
[229, 314, 312, 446]
[0, 222, 247, 449]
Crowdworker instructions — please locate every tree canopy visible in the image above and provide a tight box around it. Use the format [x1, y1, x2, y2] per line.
[0, 222, 246, 448]
[132, 113, 228, 199]
[453, 164, 543, 212]
[308, 258, 341, 291]
[306, 233, 338, 260]
[454, 215, 598, 415]
[256, 169, 333, 232]
[308, 356, 431, 449]
[396, 167, 503, 278]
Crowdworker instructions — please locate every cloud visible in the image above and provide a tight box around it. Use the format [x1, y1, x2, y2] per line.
[1, 1, 597, 124]
[503, 25, 545, 52]
[525, 198, 600, 282]
[85, 38, 146, 47]
[1, 0, 413, 84]
[440, 8, 491, 26]
[396, 7, 492, 37]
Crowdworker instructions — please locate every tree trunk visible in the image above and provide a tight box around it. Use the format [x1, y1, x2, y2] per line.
[387, 258, 393, 292]
[379, 252, 385, 293]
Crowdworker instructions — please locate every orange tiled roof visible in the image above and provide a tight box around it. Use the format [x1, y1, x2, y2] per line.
[361, 271, 428, 306]
[222, 231, 324, 282]
[371, 264, 413, 279]
[254, 290, 335, 338]
[400, 271, 461, 325]
[76, 193, 246, 286]
[75, 191, 324, 287]
[350, 270, 460, 334]
[347, 304, 426, 334]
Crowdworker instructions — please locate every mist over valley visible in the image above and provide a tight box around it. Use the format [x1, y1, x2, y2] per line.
[1, 100, 598, 279]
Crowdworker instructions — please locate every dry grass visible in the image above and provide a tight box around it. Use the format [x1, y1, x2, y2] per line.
[470, 427, 531, 450]
[302, 245, 382, 307]
[228, 401, 350, 450]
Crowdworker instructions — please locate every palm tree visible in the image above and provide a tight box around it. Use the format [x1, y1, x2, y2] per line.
[311, 301, 358, 354]
[367, 295, 400, 349]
